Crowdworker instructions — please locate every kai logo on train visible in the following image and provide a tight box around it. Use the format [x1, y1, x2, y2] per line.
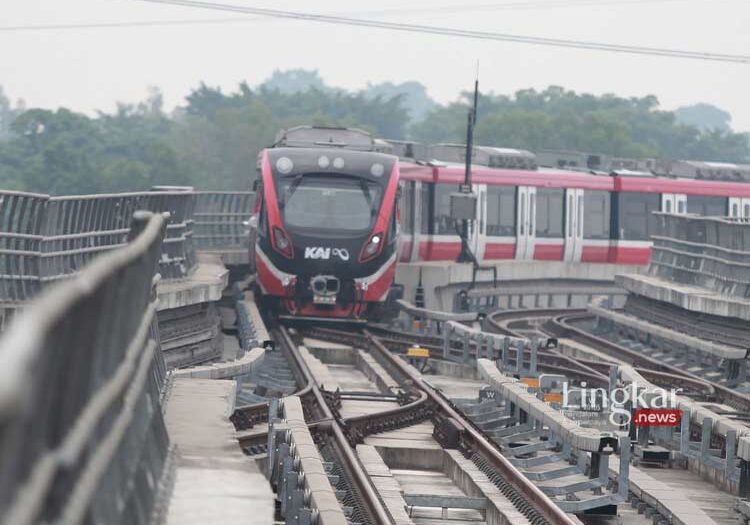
[304, 247, 350, 261]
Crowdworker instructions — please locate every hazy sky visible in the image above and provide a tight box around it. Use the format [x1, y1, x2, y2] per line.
[2, 0, 749, 130]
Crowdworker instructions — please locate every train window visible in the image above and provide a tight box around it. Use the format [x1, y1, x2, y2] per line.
[399, 182, 414, 234]
[434, 184, 459, 235]
[535, 188, 564, 238]
[687, 195, 727, 216]
[577, 194, 583, 237]
[617, 192, 660, 240]
[280, 176, 382, 233]
[257, 196, 267, 237]
[389, 201, 398, 241]
[486, 186, 516, 236]
[567, 194, 573, 238]
[583, 191, 611, 239]
[732, 202, 740, 217]
[664, 200, 672, 213]
[420, 183, 431, 234]
[745, 203, 750, 217]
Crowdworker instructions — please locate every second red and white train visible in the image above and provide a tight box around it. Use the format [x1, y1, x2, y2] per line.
[396, 145, 750, 266]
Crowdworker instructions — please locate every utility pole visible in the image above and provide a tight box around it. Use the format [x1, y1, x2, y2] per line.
[456, 75, 479, 264]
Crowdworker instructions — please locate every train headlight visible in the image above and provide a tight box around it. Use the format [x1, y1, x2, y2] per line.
[272, 226, 294, 258]
[276, 156, 294, 174]
[370, 163, 385, 177]
[333, 157, 345, 169]
[359, 231, 384, 262]
[318, 156, 330, 168]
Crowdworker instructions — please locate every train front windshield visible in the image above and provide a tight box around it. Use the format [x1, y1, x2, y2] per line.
[279, 174, 383, 233]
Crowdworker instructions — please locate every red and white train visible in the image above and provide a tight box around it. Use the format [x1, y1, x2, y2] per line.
[252, 126, 750, 321]
[395, 145, 750, 266]
[252, 127, 402, 320]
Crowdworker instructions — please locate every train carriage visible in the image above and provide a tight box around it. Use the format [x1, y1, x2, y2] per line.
[253, 126, 402, 320]
[395, 148, 750, 266]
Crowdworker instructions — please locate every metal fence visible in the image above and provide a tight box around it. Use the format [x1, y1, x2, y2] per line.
[0, 211, 170, 525]
[0, 191, 48, 302]
[650, 213, 750, 298]
[0, 188, 198, 304]
[193, 191, 254, 264]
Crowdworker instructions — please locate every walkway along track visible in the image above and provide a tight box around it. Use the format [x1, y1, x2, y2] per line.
[233, 321, 578, 525]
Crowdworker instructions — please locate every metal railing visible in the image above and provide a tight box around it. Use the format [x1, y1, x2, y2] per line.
[0, 190, 48, 302]
[650, 212, 750, 298]
[193, 191, 254, 262]
[0, 188, 197, 304]
[0, 211, 170, 525]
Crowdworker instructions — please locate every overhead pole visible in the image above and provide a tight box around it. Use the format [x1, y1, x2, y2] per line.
[456, 70, 480, 264]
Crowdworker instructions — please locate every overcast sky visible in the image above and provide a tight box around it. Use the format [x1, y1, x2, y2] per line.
[2, 0, 749, 130]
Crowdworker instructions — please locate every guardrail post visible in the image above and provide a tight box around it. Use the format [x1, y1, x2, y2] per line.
[516, 343, 524, 374]
[679, 409, 690, 456]
[726, 430, 737, 479]
[443, 327, 450, 359]
[741, 460, 750, 498]
[463, 331, 471, 363]
[529, 338, 538, 376]
[618, 436, 630, 499]
[502, 338, 510, 369]
[701, 417, 713, 463]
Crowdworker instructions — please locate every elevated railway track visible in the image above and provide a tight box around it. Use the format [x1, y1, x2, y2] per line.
[233, 320, 580, 525]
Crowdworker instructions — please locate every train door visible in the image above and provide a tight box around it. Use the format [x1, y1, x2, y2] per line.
[662, 194, 687, 214]
[742, 198, 750, 219]
[515, 186, 536, 259]
[563, 189, 584, 261]
[661, 194, 676, 214]
[675, 194, 687, 214]
[470, 184, 487, 261]
[729, 197, 743, 218]
[410, 181, 423, 261]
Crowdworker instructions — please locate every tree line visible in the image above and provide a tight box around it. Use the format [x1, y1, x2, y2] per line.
[0, 70, 747, 195]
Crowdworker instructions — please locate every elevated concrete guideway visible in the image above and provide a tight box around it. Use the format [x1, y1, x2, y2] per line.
[164, 378, 274, 525]
[395, 261, 635, 313]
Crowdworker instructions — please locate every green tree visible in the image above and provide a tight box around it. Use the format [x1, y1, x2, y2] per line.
[363, 81, 437, 126]
[0, 86, 24, 140]
[413, 86, 749, 162]
[675, 103, 732, 132]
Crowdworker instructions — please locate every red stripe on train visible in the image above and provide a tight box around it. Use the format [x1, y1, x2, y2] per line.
[483, 242, 516, 259]
[533, 243, 564, 261]
[418, 241, 461, 261]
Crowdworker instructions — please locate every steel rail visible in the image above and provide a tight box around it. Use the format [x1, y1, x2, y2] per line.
[547, 312, 750, 412]
[361, 329, 577, 525]
[488, 309, 722, 395]
[276, 325, 393, 525]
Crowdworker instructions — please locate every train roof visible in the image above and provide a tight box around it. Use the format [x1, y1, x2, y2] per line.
[272, 125, 375, 151]
[399, 160, 750, 196]
[428, 143, 537, 170]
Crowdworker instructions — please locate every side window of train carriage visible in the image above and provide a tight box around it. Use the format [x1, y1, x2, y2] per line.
[434, 184, 458, 235]
[399, 181, 414, 234]
[687, 195, 728, 216]
[535, 188, 564, 238]
[420, 183, 431, 234]
[617, 192, 660, 239]
[486, 186, 517, 236]
[583, 191, 611, 239]
[389, 189, 399, 241]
